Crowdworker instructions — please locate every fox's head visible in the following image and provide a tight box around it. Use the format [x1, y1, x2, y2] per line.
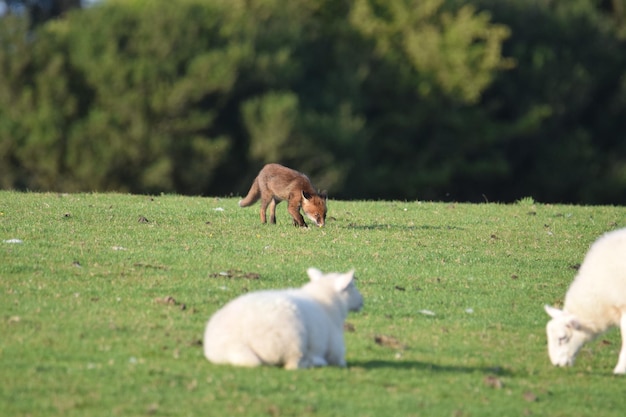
[301, 191, 327, 227]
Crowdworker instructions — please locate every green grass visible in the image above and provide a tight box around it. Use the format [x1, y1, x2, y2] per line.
[1, 191, 626, 416]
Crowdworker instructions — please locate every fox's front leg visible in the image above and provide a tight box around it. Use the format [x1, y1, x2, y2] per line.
[287, 200, 307, 227]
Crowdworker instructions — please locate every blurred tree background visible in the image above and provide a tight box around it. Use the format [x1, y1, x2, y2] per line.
[1, 0, 626, 203]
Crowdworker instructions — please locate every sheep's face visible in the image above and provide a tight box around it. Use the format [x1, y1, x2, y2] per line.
[341, 277, 364, 312]
[544, 305, 587, 367]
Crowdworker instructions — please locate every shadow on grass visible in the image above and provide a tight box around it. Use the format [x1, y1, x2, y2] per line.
[349, 360, 512, 376]
[345, 224, 465, 231]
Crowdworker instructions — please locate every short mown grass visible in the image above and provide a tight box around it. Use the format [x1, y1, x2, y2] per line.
[1, 191, 625, 416]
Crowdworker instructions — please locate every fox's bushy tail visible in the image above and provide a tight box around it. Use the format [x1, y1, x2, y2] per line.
[239, 178, 261, 207]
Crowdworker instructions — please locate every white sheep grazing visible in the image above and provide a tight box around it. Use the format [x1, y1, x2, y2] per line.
[203, 268, 363, 369]
[545, 227, 626, 374]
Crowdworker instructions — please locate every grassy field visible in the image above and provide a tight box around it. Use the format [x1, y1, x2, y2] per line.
[1, 191, 626, 416]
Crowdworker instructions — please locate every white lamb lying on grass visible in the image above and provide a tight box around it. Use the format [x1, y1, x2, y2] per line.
[203, 268, 363, 369]
[545, 227, 626, 374]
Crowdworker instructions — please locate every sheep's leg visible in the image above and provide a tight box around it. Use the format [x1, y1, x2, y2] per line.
[284, 348, 307, 370]
[324, 340, 347, 367]
[285, 355, 309, 370]
[614, 313, 626, 375]
[310, 355, 329, 367]
[228, 346, 264, 368]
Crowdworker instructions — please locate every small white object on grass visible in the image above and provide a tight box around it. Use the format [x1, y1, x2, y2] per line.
[3, 239, 23, 244]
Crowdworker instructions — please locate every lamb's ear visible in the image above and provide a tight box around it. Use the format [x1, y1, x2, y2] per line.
[566, 316, 583, 330]
[334, 270, 355, 292]
[307, 267, 323, 282]
[545, 305, 582, 329]
[544, 305, 564, 319]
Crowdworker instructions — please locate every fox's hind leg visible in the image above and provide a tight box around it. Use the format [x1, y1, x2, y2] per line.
[269, 199, 278, 224]
[259, 198, 270, 224]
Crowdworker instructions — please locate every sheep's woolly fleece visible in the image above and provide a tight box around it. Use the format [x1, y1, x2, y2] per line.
[545, 227, 626, 374]
[203, 268, 363, 369]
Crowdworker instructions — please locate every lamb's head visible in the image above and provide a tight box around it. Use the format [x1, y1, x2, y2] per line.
[306, 268, 364, 312]
[544, 305, 589, 367]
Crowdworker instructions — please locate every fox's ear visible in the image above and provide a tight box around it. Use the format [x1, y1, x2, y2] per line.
[319, 190, 328, 200]
[334, 270, 355, 292]
[307, 267, 323, 281]
[302, 191, 312, 201]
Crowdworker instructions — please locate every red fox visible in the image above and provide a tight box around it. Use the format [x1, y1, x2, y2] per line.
[239, 163, 327, 227]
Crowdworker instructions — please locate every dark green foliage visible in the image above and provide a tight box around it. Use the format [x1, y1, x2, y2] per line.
[0, 0, 625, 203]
[472, 0, 626, 204]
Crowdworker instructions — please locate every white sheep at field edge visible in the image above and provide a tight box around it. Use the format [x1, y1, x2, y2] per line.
[203, 268, 363, 369]
[545, 227, 626, 374]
